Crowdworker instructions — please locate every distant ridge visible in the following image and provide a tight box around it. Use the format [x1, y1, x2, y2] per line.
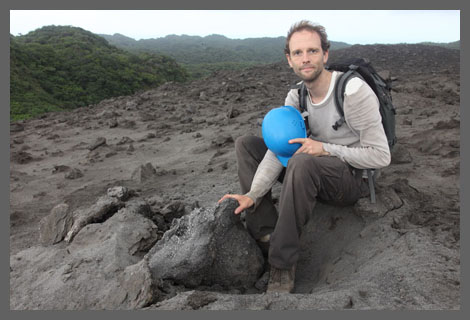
[99, 33, 352, 65]
[418, 40, 460, 50]
[99, 33, 352, 79]
[100, 33, 459, 78]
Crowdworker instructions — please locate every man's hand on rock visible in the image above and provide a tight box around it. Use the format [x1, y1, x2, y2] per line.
[218, 194, 254, 214]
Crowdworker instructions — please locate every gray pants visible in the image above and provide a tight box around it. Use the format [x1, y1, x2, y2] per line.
[236, 135, 366, 269]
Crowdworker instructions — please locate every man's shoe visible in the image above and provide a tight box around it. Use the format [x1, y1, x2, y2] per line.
[266, 264, 296, 293]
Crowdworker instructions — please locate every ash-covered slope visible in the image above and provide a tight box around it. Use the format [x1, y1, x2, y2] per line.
[328, 43, 460, 75]
[10, 44, 460, 310]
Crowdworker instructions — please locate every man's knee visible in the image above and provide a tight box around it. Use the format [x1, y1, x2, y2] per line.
[235, 135, 263, 155]
[285, 154, 325, 183]
[287, 153, 317, 171]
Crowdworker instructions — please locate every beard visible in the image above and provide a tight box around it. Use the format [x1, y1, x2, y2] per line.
[296, 65, 323, 84]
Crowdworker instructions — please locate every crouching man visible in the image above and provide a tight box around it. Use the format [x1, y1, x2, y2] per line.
[219, 20, 390, 293]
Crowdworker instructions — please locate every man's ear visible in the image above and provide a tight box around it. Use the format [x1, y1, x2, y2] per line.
[286, 53, 293, 68]
[323, 50, 329, 64]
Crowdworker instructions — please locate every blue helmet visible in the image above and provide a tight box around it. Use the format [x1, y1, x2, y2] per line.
[262, 105, 307, 167]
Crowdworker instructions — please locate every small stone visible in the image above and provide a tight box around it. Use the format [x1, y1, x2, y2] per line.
[39, 203, 73, 245]
[65, 168, 83, 180]
[107, 186, 129, 201]
[88, 137, 106, 151]
[131, 163, 157, 183]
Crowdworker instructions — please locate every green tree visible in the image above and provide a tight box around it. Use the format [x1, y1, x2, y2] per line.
[10, 26, 189, 121]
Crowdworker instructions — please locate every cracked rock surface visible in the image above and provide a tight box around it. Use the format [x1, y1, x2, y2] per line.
[147, 198, 264, 289]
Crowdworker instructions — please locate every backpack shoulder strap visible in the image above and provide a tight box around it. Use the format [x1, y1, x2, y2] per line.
[293, 81, 311, 136]
[290, 82, 307, 113]
[332, 67, 364, 131]
[297, 81, 308, 114]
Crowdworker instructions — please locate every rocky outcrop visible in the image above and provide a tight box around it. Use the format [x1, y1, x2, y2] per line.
[10, 195, 159, 310]
[147, 199, 264, 289]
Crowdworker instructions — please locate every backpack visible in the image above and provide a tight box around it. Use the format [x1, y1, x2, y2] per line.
[296, 58, 397, 203]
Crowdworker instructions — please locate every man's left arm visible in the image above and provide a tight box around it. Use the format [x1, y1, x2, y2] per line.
[322, 78, 391, 169]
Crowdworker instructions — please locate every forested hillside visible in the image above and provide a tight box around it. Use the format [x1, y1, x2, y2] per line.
[100, 33, 351, 78]
[10, 26, 188, 121]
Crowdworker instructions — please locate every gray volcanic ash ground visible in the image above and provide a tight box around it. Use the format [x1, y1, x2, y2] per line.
[10, 44, 460, 310]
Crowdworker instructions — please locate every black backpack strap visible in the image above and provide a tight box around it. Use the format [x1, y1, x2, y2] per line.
[332, 65, 364, 131]
[366, 169, 376, 204]
[334, 68, 377, 203]
[296, 82, 311, 136]
[297, 82, 308, 114]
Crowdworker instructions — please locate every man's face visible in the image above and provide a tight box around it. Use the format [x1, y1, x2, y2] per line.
[286, 30, 329, 84]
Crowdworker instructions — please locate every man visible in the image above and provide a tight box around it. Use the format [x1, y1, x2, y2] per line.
[218, 20, 391, 293]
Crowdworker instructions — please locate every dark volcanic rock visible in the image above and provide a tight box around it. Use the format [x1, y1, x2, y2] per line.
[147, 198, 264, 289]
[211, 135, 234, 148]
[117, 136, 134, 145]
[159, 201, 186, 223]
[52, 165, 71, 173]
[65, 168, 83, 179]
[131, 163, 157, 182]
[354, 187, 403, 220]
[10, 122, 25, 132]
[434, 118, 460, 130]
[119, 119, 136, 128]
[88, 137, 107, 151]
[109, 118, 118, 128]
[107, 186, 130, 201]
[11, 151, 35, 164]
[391, 144, 413, 164]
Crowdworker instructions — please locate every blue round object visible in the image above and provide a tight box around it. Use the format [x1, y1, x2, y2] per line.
[262, 105, 307, 167]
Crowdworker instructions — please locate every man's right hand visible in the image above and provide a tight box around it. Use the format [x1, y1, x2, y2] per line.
[218, 194, 254, 214]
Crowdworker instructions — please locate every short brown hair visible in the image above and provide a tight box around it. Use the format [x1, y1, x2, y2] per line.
[284, 20, 331, 55]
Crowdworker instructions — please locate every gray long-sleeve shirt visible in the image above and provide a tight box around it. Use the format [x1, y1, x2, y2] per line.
[245, 71, 391, 205]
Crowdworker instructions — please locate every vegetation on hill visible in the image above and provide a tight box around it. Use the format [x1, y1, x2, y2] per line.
[10, 26, 188, 121]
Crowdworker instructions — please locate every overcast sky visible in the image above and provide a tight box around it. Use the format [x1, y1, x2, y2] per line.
[10, 10, 460, 45]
